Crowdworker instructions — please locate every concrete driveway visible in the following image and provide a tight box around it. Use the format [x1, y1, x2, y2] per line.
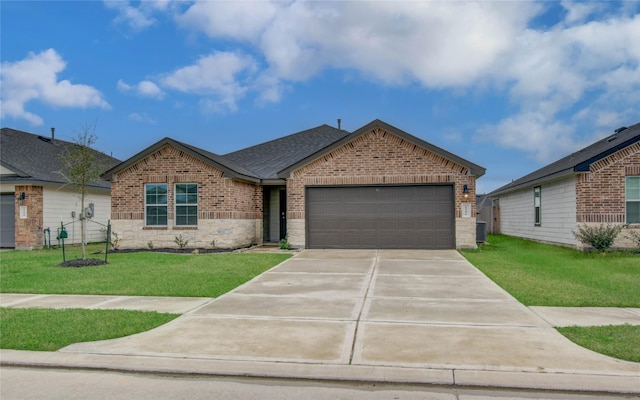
[62, 249, 640, 379]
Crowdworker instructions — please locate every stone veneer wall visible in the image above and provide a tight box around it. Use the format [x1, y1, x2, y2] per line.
[575, 141, 640, 249]
[14, 185, 43, 250]
[285, 127, 477, 248]
[110, 144, 262, 249]
[112, 219, 262, 249]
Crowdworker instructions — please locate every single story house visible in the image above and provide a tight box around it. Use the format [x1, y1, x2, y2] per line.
[0, 128, 121, 249]
[102, 119, 485, 250]
[489, 122, 640, 249]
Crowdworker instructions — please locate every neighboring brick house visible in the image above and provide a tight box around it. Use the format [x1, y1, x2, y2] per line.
[102, 119, 485, 250]
[0, 128, 120, 249]
[489, 122, 640, 249]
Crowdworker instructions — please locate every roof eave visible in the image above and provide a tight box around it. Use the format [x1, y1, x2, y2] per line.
[260, 178, 287, 185]
[489, 169, 576, 197]
[0, 177, 111, 190]
[574, 134, 640, 172]
[0, 160, 30, 177]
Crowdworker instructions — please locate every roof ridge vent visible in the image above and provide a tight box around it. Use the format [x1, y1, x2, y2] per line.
[614, 126, 627, 134]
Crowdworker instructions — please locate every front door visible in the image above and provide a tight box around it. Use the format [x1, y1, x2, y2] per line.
[279, 188, 287, 240]
[263, 187, 287, 243]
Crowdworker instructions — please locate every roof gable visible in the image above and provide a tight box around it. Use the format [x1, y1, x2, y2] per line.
[490, 122, 640, 195]
[0, 127, 121, 188]
[102, 137, 259, 182]
[277, 119, 486, 178]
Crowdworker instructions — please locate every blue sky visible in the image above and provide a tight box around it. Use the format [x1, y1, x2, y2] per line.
[1, 1, 639, 193]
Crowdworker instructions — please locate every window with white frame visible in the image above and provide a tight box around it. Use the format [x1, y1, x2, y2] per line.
[626, 176, 640, 224]
[534, 186, 541, 226]
[175, 183, 198, 226]
[145, 184, 168, 226]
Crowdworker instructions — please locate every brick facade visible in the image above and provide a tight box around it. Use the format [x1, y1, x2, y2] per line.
[286, 127, 477, 248]
[576, 141, 640, 223]
[111, 144, 262, 249]
[575, 141, 640, 249]
[14, 185, 43, 250]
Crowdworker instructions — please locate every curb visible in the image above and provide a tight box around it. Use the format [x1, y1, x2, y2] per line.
[2, 350, 639, 395]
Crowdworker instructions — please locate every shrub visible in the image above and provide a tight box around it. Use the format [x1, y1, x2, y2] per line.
[279, 235, 291, 250]
[573, 224, 625, 253]
[626, 230, 640, 250]
[100, 228, 120, 250]
[174, 234, 189, 249]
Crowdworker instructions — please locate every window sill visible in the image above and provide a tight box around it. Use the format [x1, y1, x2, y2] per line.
[143, 227, 168, 230]
[174, 226, 198, 230]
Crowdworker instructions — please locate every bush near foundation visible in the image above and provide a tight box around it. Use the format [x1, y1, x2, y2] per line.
[573, 224, 625, 253]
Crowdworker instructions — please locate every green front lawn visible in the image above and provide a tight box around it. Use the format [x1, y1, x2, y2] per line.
[460, 234, 640, 307]
[1, 245, 291, 351]
[557, 325, 640, 363]
[1, 244, 292, 297]
[461, 235, 640, 363]
[0, 308, 178, 351]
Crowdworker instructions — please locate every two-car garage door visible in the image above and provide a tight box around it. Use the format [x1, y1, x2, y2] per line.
[306, 185, 455, 249]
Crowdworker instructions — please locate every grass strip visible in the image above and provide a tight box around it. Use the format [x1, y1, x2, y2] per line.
[460, 234, 640, 307]
[0, 308, 178, 351]
[1, 245, 291, 297]
[557, 325, 640, 363]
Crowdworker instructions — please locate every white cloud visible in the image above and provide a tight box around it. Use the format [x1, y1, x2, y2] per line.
[561, 1, 604, 25]
[176, 1, 280, 42]
[160, 51, 257, 112]
[129, 112, 157, 124]
[117, 79, 164, 99]
[104, 1, 156, 32]
[121, 1, 639, 160]
[478, 13, 640, 162]
[178, 1, 537, 87]
[477, 113, 586, 163]
[0, 48, 109, 125]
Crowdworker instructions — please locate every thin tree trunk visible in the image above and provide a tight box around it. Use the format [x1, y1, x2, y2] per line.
[81, 192, 86, 260]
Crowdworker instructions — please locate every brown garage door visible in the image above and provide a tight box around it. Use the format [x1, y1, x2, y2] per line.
[306, 185, 454, 249]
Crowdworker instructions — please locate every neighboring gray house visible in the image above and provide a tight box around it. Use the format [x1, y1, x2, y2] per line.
[489, 123, 640, 249]
[0, 128, 120, 249]
[103, 119, 486, 250]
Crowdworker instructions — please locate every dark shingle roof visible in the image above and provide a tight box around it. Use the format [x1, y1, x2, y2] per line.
[223, 125, 348, 179]
[490, 122, 640, 196]
[0, 128, 121, 189]
[102, 119, 485, 183]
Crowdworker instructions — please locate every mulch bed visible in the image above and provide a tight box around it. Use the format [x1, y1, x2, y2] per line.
[108, 248, 233, 254]
[60, 258, 108, 267]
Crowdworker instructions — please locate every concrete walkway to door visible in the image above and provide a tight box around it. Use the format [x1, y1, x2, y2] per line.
[3, 250, 639, 393]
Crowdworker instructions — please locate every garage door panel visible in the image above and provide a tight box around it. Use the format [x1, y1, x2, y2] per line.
[307, 185, 454, 249]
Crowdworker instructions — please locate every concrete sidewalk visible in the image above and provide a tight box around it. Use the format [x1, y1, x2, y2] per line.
[2, 249, 639, 394]
[3, 295, 640, 327]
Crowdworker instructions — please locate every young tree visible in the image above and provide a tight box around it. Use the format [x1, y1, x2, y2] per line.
[59, 122, 103, 260]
